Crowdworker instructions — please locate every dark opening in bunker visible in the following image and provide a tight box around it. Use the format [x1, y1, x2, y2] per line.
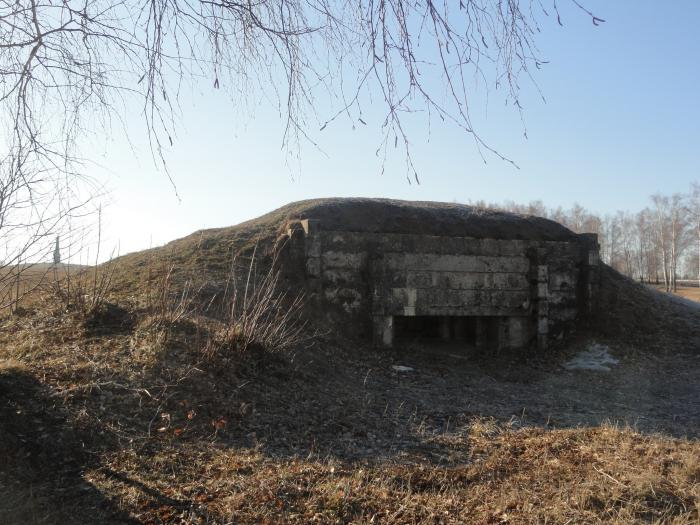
[393, 315, 501, 348]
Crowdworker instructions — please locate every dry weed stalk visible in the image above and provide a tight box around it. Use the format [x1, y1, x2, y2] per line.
[207, 246, 310, 356]
[50, 260, 116, 319]
[140, 244, 310, 356]
[144, 264, 198, 338]
[45, 206, 117, 319]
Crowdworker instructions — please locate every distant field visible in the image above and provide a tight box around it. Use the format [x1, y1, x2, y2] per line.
[653, 284, 700, 303]
[0, 263, 91, 283]
[0, 263, 91, 306]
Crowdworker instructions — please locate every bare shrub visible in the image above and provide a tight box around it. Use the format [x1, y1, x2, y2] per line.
[206, 247, 310, 357]
[143, 264, 198, 340]
[50, 260, 116, 319]
[135, 244, 310, 358]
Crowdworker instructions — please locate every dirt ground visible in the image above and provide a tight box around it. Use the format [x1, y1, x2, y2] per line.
[2, 323, 699, 524]
[214, 335, 700, 461]
[655, 284, 700, 303]
[1, 204, 699, 522]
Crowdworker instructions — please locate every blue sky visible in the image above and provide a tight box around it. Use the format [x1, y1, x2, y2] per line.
[90, 0, 700, 258]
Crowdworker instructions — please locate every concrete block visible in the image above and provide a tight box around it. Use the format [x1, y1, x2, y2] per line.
[548, 290, 577, 306]
[406, 271, 434, 288]
[505, 317, 528, 348]
[286, 221, 306, 239]
[381, 316, 394, 346]
[383, 288, 530, 317]
[588, 250, 599, 266]
[306, 257, 321, 278]
[287, 224, 599, 351]
[537, 301, 549, 316]
[550, 307, 577, 321]
[306, 237, 322, 258]
[414, 271, 529, 291]
[324, 287, 362, 312]
[549, 271, 576, 291]
[321, 268, 361, 285]
[406, 287, 417, 309]
[301, 219, 321, 234]
[387, 272, 407, 287]
[321, 251, 365, 270]
[385, 254, 530, 273]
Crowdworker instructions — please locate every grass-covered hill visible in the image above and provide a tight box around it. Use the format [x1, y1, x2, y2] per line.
[1, 199, 699, 524]
[106, 197, 579, 293]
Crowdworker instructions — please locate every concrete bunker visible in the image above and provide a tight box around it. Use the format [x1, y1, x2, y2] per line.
[281, 199, 600, 351]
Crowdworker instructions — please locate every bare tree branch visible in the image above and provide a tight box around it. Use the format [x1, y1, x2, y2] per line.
[0, 0, 603, 310]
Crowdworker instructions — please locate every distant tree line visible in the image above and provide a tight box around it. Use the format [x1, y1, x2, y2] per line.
[472, 183, 700, 292]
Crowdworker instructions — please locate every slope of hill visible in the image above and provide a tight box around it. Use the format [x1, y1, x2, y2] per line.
[1, 199, 699, 524]
[106, 197, 580, 293]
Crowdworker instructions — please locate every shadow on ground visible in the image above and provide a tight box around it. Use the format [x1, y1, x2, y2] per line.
[0, 365, 139, 524]
[2, 327, 699, 524]
[139, 334, 700, 461]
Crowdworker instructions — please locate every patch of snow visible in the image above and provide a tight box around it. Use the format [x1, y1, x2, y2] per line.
[392, 365, 415, 373]
[563, 343, 619, 372]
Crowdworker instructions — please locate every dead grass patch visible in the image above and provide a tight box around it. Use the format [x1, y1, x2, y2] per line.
[1, 218, 700, 523]
[73, 425, 699, 524]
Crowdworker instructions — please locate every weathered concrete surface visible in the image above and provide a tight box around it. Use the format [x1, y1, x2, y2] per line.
[282, 201, 600, 351]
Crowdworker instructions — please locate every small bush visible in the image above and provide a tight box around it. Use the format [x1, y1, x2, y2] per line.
[205, 247, 310, 356]
[143, 264, 198, 341]
[140, 246, 311, 357]
[49, 262, 116, 321]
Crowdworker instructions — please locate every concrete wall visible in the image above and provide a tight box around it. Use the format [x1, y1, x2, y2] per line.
[284, 220, 599, 350]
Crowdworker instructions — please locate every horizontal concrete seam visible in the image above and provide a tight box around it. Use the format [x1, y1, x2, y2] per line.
[404, 270, 528, 275]
[398, 287, 530, 291]
[321, 230, 578, 244]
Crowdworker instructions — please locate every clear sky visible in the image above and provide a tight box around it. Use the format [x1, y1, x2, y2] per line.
[87, 0, 700, 259]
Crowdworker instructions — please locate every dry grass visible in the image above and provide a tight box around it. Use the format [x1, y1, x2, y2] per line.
[2, 209, 700, 523]
[49, 263, 117, 320]
[1, 289, 698, 524]
[654, 284, 700, 304]
[76, 424, 700, 524]
[0, 263, 89, 311]
[205, 248, 309, 357]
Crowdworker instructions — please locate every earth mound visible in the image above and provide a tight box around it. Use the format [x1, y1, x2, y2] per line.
[2, 199, 700, 524]
[245, 197, 579, 240]
[104, 198, 700, 350]
[108, 197, 579, 292]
